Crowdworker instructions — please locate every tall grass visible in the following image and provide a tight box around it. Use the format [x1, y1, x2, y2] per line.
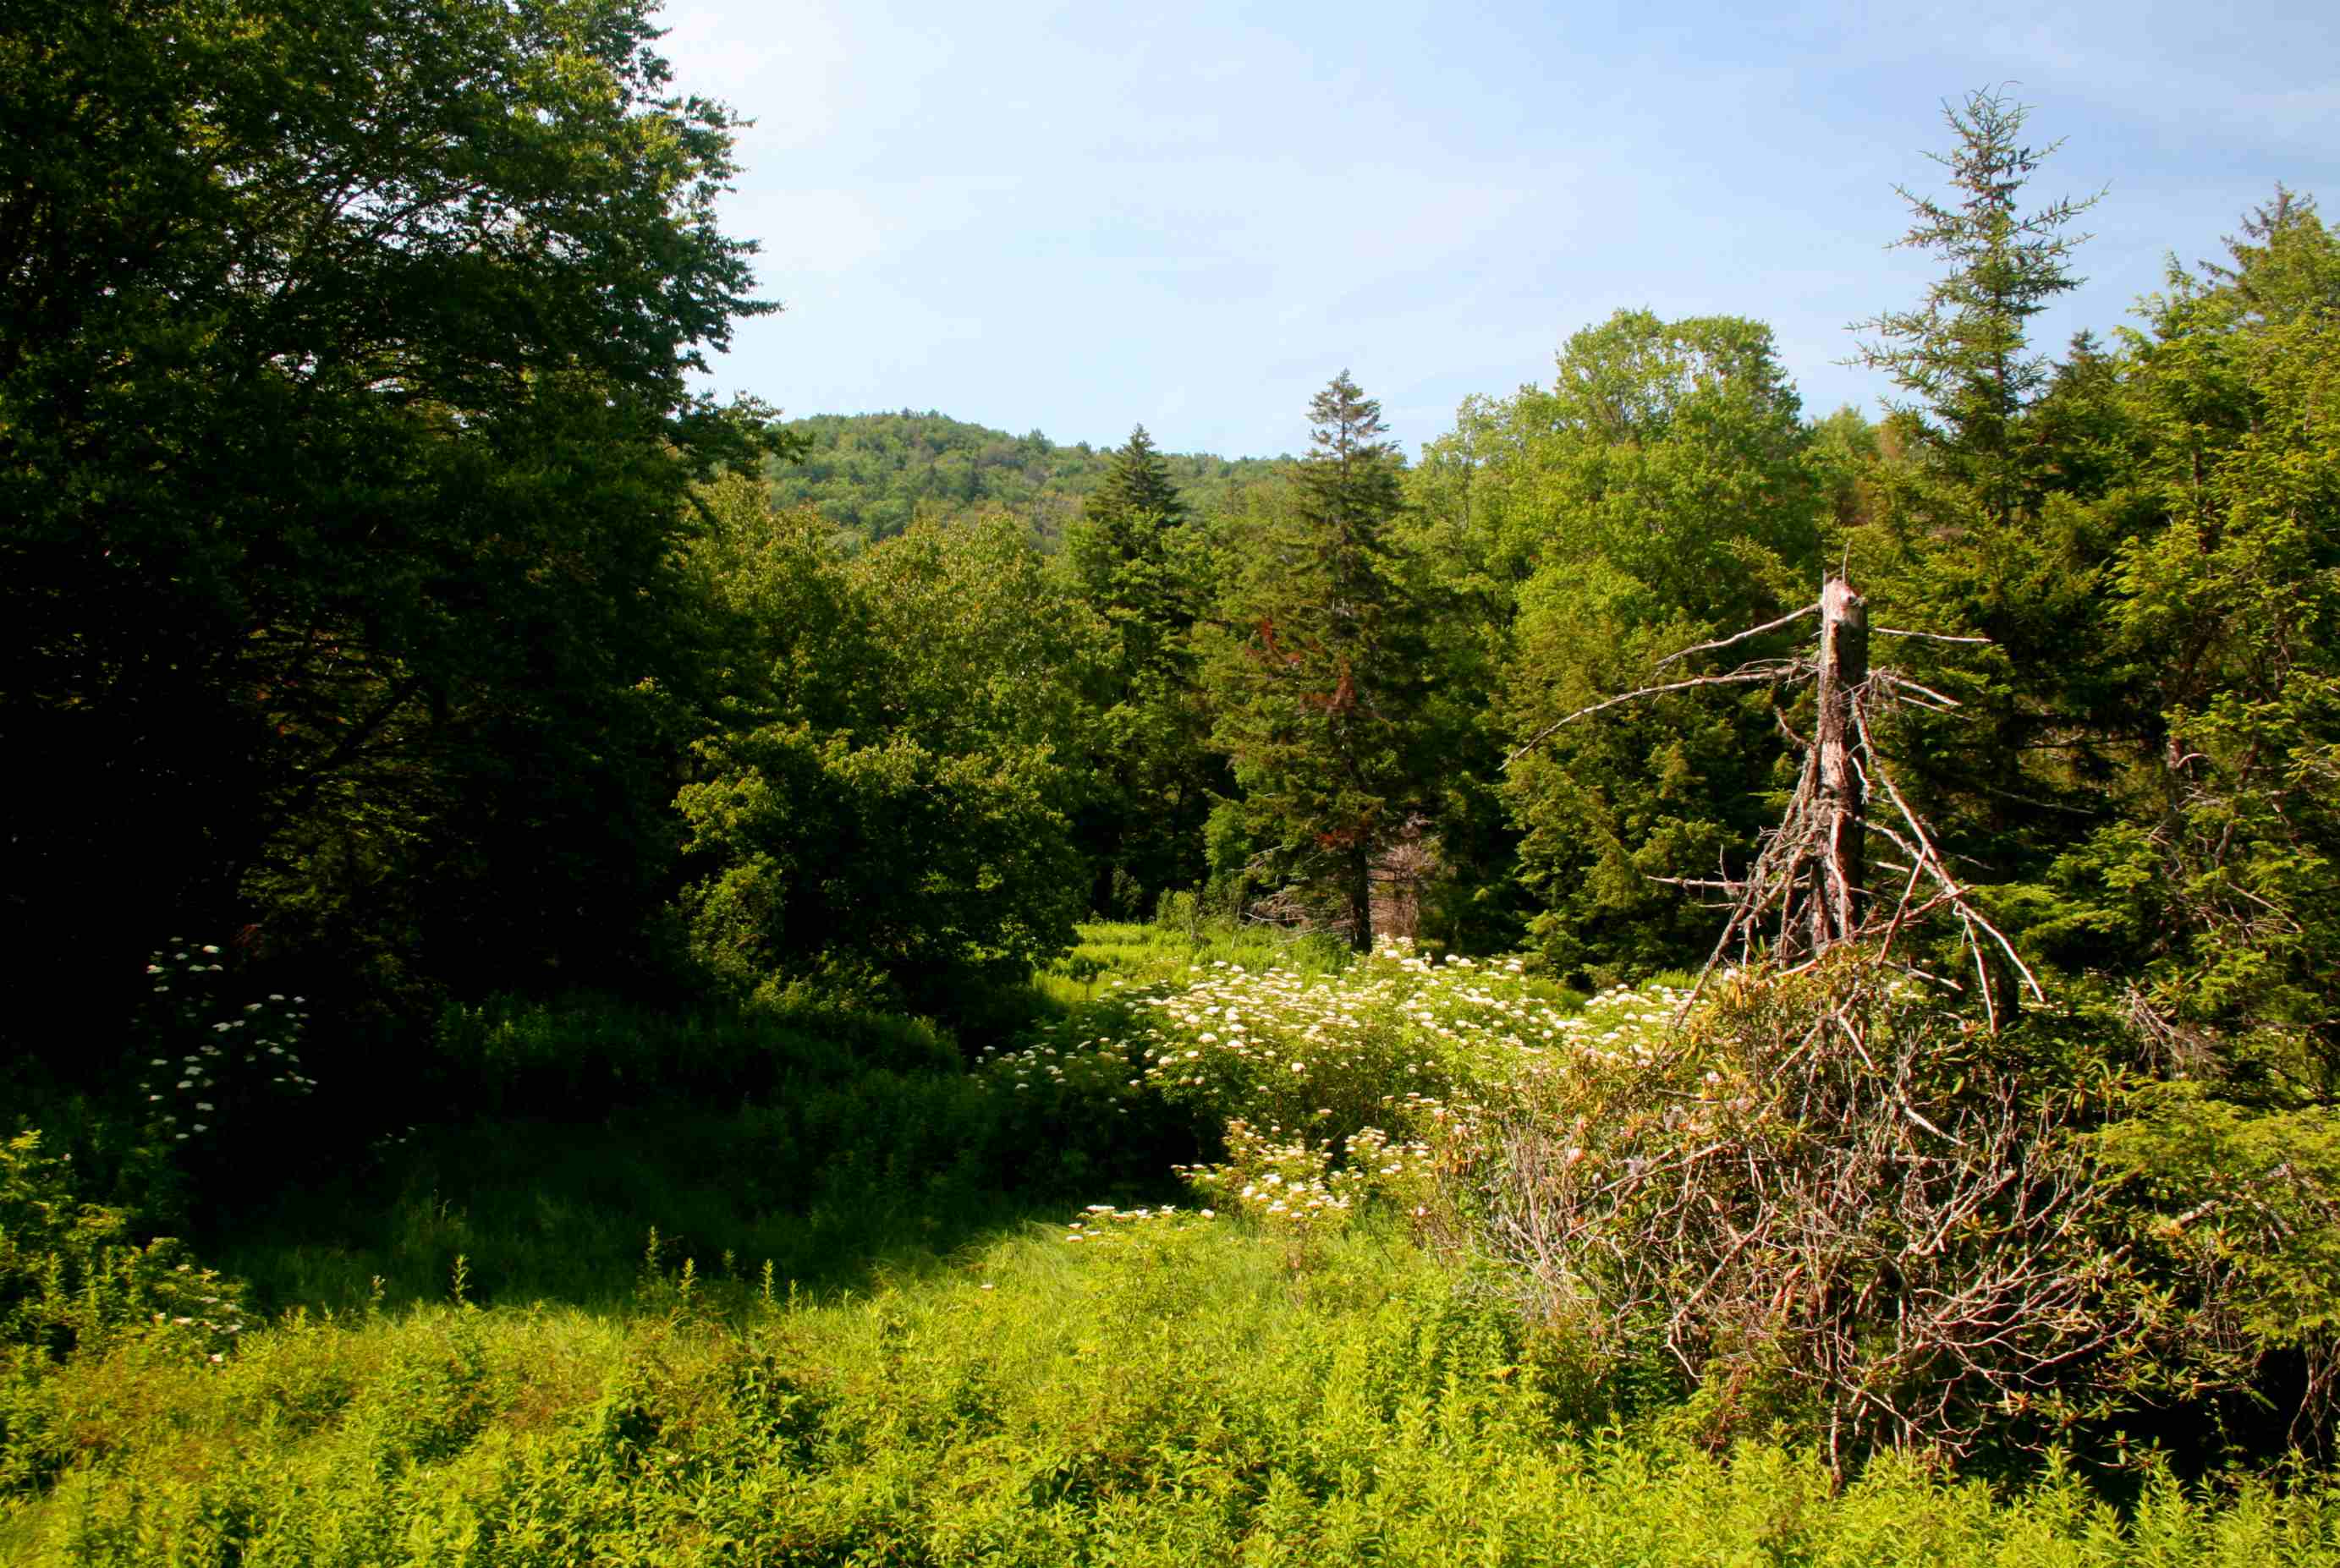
[8, 922, 2340, 1562]
[8, 1218, 2336, 1565]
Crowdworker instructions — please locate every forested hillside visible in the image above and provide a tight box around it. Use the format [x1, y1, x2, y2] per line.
[764, 410, 1285, 547]
[5, 3, 2339, 1558]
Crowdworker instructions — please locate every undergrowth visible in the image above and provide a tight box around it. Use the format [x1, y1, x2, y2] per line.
[6, 921, 2338, 1562]
[8, 1218, 2337, 1565]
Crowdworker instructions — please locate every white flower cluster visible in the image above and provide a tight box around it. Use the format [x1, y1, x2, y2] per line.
[146, 1258, 251, 1364]
[135, 941, 317, 1143]
[1061, 1202, 1205, 1246]
[991, 940, 1695, 1241]
[986, 944, 1689, 1138]
[1177, 1120, 1437, 1227]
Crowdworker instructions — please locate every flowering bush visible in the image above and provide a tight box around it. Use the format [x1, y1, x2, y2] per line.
[1175, 1120, 1436, 1228]
[990, 937, 1690, 1229]
[129, 940, 316, 1153]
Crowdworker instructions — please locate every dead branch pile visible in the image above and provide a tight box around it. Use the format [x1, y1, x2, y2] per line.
[1463, 957, 2134, 1472]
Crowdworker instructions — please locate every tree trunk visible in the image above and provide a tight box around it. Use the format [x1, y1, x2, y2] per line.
[1815, 578, 1869, 945]
[1347, 842, 1374, 953]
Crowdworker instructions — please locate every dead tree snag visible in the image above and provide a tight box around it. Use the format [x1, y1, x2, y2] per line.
[1508, 576, 2038, 1027]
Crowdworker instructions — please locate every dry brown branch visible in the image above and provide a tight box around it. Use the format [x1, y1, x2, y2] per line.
[1874, 626, 1993, 644]
[1466, 962, 2129, 1470]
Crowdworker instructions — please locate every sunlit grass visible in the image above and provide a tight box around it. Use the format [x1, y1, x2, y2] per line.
[10, 1216, 2336, 1565]
[8, 921, 2338, 1562]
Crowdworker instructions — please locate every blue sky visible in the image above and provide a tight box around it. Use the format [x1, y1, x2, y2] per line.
[658, 0, 2340, 461]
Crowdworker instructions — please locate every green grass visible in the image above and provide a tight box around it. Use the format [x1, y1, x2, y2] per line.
[8, 921, 2340, 1563]
[9, 1217, 2337, 1565]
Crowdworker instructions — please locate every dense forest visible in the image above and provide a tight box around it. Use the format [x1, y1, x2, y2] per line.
[763, 410, 1284, 548]
[6, 0, 2340, 1560]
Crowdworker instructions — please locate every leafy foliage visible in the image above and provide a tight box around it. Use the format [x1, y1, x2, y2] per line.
[0, 0, 780, 1050]
[1425, 311, 1823, 981]
[765, 410, 1284, 547]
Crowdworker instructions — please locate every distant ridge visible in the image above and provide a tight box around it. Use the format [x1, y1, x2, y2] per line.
[766, 411, 1286, 546]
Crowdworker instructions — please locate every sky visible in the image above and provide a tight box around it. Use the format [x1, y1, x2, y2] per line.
[656, 0, 2340, 462]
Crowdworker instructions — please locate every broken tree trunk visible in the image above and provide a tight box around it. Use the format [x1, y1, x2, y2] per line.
[1504, 573, 2042, 1029]
[1814, 578, 1869, 948]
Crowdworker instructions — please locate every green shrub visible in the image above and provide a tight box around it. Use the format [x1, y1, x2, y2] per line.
[0, 1132, 247, 1368]
[2088, 1082, 2340, 1455]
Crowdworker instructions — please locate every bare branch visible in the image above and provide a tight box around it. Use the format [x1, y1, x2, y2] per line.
[1656, 603, 1821, 668]
[1874, 626, 1992, 645]
[1503, 667, 1794, 769]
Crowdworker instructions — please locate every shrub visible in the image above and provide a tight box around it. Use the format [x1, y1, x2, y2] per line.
[0, 1132, 246, 1367]
[2088, 1081, 2340, 1456]
[126, 940, 317, 1160]
[984, 940, 1604, 1154]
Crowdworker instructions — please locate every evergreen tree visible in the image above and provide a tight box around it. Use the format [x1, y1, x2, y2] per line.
[1205, 373, 1437, 950]
[1835, 90, 2130, 940]
[1068, 425, 1194, 681]
[1061, 426, 1224, 913]
[1850, 86, 2101, 529]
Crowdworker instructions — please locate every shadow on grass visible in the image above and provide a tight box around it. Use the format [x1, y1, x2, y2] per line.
[196, 921, 1327, 1320]
[210, 1103, 1195, 1319]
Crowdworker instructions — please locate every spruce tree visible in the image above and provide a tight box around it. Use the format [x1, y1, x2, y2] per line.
[1064, 426, 1218, 913]
[1206, 372, 1436, 950]
[1849, 87, 2101, 529]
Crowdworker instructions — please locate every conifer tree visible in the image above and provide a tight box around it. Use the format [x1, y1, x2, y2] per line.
[1850, 86, 2101, 528]
[1206, 372, 1437, 950]
[1068, 425, 1193, 681]
[1064, 426, 1219, 912]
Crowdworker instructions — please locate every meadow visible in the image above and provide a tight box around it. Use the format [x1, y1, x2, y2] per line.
[5, 922, 2337, 1565]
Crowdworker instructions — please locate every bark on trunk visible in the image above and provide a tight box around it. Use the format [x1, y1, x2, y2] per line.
[1815, 578, 1869, 946]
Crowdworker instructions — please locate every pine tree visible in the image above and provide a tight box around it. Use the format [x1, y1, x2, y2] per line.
[1206, 372, 1436, 950]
